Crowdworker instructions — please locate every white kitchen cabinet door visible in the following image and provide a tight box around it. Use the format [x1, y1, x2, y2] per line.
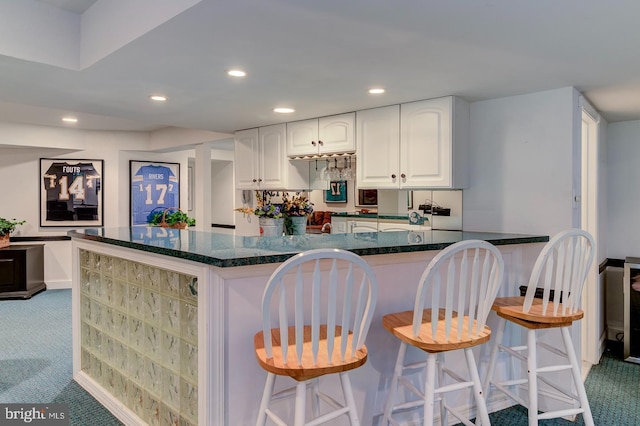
[286, 119, 319, 157]
[234, 128, 260, 189]
[259, 123, 289, 188]
[318, 113, 355, 155]
[356, 105, 400, 189]
[401, 97, 469, 188]
[236, 124, 309, 190]
[287, 113, 355, 157]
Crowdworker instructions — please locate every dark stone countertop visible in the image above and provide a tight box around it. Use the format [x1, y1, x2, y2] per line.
[68, 227, 549, 268]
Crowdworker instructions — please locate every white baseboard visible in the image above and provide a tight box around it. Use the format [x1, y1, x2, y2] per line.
[45, 280, 71, 290]
[74, 372, 145, 426]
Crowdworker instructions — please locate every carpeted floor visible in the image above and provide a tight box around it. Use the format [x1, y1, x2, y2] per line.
[1, 289, 639, 425]
[0, 289, 122, 425]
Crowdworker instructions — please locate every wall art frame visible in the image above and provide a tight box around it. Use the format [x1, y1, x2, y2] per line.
[130, 160, 180, 225]
[40, 158, 104, 227]
[325, 180, 347, 203]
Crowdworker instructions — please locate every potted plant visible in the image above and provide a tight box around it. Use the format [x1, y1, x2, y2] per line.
[147, 208, 195, 229]
[282, 192, 314, 235]
[235, 191, 285, 236]
[0, 217, 25, 248]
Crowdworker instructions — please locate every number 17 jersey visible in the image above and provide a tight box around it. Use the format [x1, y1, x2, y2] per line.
[131, 164, 179, 225]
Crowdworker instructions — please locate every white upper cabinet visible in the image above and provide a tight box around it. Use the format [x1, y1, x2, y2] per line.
[235, 124, 309, 190]
[356, 105, 401, 189]
[357, 97, 469, 189]
[287, 113, 355, 157]
[234, 127, 260, 189]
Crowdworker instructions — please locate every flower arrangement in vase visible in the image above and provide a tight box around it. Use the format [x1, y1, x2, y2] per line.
[282, 192, 314, 235]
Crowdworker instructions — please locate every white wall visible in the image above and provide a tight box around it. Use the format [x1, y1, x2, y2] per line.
[464, 87, 578, 235]
[0, 124, 191, 288]
[606, 120, 640, 259]
[211, 159, 234, 226]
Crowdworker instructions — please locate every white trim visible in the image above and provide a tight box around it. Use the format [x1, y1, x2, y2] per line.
[75, 372, 146, 426]
[44, 279, 71, 289]
[580, 104, 600, 365]
[579, 96, 601, 123]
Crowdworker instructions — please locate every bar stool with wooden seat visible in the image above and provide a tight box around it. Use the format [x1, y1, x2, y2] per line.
[253, 248, 378, 426]
[382, 240, 505, 426]
[483, 229, 595, 425]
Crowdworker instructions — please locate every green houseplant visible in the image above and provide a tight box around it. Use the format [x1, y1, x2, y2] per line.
[147, 208, 195, 229]
[0, 217, 25, 248]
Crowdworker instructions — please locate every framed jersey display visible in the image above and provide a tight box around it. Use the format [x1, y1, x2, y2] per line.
[40, 158, 104, 227]
[130, 161, 180, 225]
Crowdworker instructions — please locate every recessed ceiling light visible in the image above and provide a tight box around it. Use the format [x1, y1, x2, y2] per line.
[274, 107, 295, 113]
[227, 69, 247, 77]
[62, 117, 78, 123]
[149, 95, 167, 102]
[369, 88, 386, 94]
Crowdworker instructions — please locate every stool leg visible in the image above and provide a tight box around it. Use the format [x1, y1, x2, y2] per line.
[310, 378, 320, 418]
[423, 353, 437, 426]
[561, 326, 594, 426]
[340, 372, 360, 425]
[382, 342, 407, 424]
[527, 329, 538, 425]
[294, 381, 306, 426]
[465, 347, 490, 426]
[256, 372, 275, 426]
[482, 316, 506, 396]
[437, 352, 447, 426]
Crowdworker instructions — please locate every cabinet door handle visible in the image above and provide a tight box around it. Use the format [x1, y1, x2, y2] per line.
[318, 140, 324, 146]
[0, 259, 12, 262]
[401, 173, 406, 179]
[252, 178, 257, 183]
[311, 141, 316, 146]
[258, 178, 263, 183]
[391, 174, 396, 179]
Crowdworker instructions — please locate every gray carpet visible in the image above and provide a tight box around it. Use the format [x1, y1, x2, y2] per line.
[0, 289, 122, 425]
[1, 289, 639, 425]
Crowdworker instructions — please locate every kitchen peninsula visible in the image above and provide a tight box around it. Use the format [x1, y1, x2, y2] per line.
[69, 227, 548, 426]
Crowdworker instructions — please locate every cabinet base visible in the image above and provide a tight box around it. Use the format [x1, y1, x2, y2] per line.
[0, 282, 46, 299]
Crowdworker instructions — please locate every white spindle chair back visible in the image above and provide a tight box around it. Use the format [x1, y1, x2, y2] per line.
[261, 248, 378, 366]
[522, 229, 595, 316]
[412, 240, 505, 341]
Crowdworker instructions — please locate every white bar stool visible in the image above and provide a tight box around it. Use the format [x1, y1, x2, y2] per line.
[382, 240, 505, 426]
[483, 229, 595, 425]
[253, 248, 378, 426]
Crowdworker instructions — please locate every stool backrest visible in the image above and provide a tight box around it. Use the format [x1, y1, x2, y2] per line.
[523, 229, 595, 316]
[261, 248, 378, 365]
[413, 240, 505, 340]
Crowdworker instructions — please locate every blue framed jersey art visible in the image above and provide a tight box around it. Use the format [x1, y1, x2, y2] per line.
[130, 161, 180, 225]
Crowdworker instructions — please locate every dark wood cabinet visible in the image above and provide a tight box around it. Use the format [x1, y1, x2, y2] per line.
[0, 244, 46, 299]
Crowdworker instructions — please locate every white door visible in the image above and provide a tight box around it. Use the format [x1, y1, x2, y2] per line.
[356, 105, 400, 189]
[234, 128, 259, 189]
[400, 97, 452, 188]
[319, 113, 355, 155]
[287, 119, 319, 157]
[259, 124, 288, 188]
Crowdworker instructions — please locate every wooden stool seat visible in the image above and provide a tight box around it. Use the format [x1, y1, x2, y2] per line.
[492, 296, 584, 326]
[254, 325, 368, 381]
[382, 309, 492, 353]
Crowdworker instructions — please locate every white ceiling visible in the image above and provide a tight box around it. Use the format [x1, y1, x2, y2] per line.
[4, 0, 640, 134]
